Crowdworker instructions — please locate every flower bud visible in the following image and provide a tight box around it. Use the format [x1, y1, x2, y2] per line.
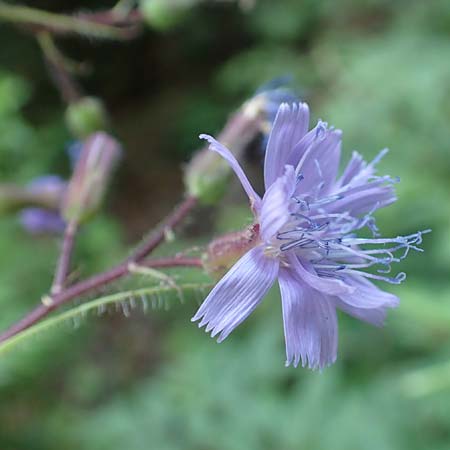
[203, 224, 260, 278]
[184, 96, 266, 204]
[62, 132, 121, 224]
[184, 149, 230, 204]
[139, 0, 195, 30]
[65, 97, 109, 139]
[26, 176, 67, 207]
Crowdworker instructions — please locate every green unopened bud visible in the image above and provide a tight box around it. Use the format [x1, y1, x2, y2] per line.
[184, 96, 266, 204]
[65, 97, 109, 139]
[62, 132, 121, 223]
[184, 149, 230, 204]
[139, 0, 195, 30]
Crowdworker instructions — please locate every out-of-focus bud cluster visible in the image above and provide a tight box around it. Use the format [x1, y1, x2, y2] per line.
[0, 175, 65, 215]
[0, 173, 64, 237]
[0, 176, 66, 235]
[0, 133, 122, 235]
[139, 0, 198, 30]
[202, 223, 260, 278]
[19, 176, 67, 234]
[62, 132, 122, 224]
[65, 97, 109, 139]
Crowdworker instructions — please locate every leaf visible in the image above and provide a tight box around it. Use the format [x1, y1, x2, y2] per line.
[0, 283, 212, 356]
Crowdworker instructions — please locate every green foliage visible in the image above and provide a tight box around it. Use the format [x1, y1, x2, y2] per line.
[0, 71, 67, 182]
[38, 289, 450, 450]
[215, 46, 316, 97]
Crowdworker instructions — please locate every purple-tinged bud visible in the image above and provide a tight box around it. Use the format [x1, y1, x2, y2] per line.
[62, 132, 122, 224]
[66, 140, 84, 169]
[65, 97, 109, 139]
[184, 96, 267, 204]
[20, 208, 65, 235]
[203, 223, 260, 278]
[0, 176, 66, 214]
[139, 0, 195, 30]
[27, 176, 67, 206]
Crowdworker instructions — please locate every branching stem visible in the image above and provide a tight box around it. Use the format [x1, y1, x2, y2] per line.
[0, 1, 140, 40]
[0, 196, 198, 344]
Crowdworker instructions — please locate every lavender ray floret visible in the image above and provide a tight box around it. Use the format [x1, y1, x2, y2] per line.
[193, 101, 428, 370]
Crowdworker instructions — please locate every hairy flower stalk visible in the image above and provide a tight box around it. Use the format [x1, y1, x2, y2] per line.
[193, 102, 428, 370]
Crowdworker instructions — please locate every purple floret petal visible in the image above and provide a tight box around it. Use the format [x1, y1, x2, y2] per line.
[289, 255, 355, 296]
[192, 246, 279, 343]
[278, 268, 338, 370]
[328, 181, 397, 216]
[199, 134, 262, 210]
[337, 151, 366, 188]
[288, 120, 324, 168]
[337, 274, 400, 309]
[334, 298, 388, 328]
[264, 102, 310, 189]
[260, 165, 296, 242]
[295, 126, 342, 197]
[347, 148, 390, 188]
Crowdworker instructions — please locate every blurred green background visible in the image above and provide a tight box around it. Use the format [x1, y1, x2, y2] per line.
[0, 0, 449, 449]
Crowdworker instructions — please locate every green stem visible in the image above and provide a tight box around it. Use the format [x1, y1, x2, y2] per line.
[37, 32, 82, 102]
[0, 1, 132, 40]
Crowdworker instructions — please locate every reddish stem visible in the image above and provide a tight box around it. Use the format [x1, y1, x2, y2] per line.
[51, 221, 78, 295]
[141, 257, 203, 269]
[77, 9, 143, 27]
[0, 196, 198, 343]
[128, 195, 197, 262]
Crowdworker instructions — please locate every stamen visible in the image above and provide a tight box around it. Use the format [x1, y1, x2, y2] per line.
[370, 148, 389, 167]
[276, 203, 426, 286]
[341, 269, 407, 285]
[292, 196, 310, 211]
[315, 121, 327, 139]
[309, 194, 343, 208]
[314, 159, 323, 180]
[277, 171, 427, 288]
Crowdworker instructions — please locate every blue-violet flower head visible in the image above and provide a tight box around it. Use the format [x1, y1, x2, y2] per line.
[192, 102, 429, 370]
